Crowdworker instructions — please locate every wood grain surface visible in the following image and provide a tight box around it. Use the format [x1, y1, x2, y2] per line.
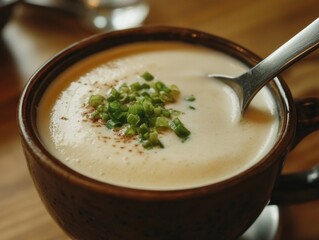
[0, 0, 318, 239]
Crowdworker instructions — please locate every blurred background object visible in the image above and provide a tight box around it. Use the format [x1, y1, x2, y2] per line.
[0, 0, 19, 31]
[0, 0, 318, 239]
[23, 0, 149, 31]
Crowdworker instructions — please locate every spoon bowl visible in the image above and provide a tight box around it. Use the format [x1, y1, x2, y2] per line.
[209, 18, 319, 113]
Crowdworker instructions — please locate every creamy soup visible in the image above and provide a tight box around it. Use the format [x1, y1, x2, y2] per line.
[37, 42, 279, 190]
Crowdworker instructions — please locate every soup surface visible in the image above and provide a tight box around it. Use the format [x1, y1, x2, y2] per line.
[37, 42, 279, 190]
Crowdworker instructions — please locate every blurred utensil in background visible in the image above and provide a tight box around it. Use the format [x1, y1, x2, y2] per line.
[23, 0, 149, 32]
[0, 0, 19, 32]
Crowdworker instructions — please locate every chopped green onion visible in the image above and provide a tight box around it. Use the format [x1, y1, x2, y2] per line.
[127, 113, 140, 126]
[155, 117, 169, 128]
[149, 130, 163, 148]
[141, 83, 151, 89]
[96, 105, 104, 113]
[141, 72, 154, 81]
[154, 81, 166, 92]
[101, 112, 110, 122]
[112, 111, 126, 121]
[160, 92, 174, 103]
[162, 109, 171, 118]
[106, 119, 121, 129]
[124, 125, 136, 136]
[138, 123, 149, 135]
[170, 84, 180, 100]
[91, 111, 100, 121]
[169, 118, 191, 139]
[89, 95, 105, 107]
[143, 100, 154, 117]
[142, 140, 153, 150]
[87, 71, 193, 149]
[119, 83, 129, 93]
[130, 82, 142, 91]
[154, 106, 162, 116]
[170, 109, 181, 117]
[184, 95, 196, 102]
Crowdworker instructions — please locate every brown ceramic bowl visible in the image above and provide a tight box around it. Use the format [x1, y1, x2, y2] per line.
[18, 26, 319, 240]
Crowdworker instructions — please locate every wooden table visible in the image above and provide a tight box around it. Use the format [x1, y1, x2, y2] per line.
[1, 0, 318, 239]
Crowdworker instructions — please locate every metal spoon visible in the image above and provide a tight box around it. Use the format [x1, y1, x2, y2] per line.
[209, 18, 319, 113]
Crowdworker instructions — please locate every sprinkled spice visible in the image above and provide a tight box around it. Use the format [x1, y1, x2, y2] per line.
[88, 72, 194, 149]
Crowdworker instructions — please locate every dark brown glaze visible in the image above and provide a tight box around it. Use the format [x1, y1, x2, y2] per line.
[271, 98, 319, 205]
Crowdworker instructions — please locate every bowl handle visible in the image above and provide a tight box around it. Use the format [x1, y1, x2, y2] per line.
[271, 98, 319, 204]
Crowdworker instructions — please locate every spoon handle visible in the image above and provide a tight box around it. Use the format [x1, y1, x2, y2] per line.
[244, 18, 319, 101]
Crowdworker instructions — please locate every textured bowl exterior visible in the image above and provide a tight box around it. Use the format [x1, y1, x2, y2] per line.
[18, 26, 296, 240]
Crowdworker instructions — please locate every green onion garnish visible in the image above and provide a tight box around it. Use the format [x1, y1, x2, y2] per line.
[184, 95, 196, 102]
[169, 117, 191, 139]
[88, 94, 105, 107]
[141, 71, 154, 81]
[88, 72, 193, 149]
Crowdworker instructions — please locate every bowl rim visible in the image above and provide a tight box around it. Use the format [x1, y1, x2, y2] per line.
[17, 25, 296, 200]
